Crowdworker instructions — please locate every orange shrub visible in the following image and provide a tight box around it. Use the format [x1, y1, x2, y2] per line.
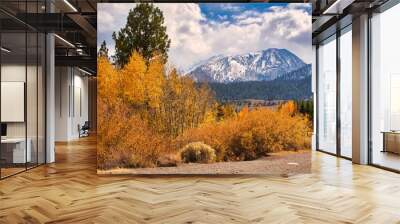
[97, 98, 172, 169]
[177, 108, 311, 162]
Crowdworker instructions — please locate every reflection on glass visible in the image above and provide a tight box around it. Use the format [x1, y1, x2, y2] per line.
[318, 37, 337, 154]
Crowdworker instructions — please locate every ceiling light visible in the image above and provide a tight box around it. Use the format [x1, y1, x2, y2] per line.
[54, 34, 75, 48]
[322, 0, 355, 15]
[78, 67, 93, 76]
[1, 47, 11, 53]
[63, 0, 78, 12]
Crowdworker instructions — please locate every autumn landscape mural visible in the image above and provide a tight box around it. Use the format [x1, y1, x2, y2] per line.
[97, 3, 313, 175]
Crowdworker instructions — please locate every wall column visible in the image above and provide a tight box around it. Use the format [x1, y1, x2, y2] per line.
[46, 33, 55, 163]
[352, 14, 369, 164]
[45, 0, 55, 163]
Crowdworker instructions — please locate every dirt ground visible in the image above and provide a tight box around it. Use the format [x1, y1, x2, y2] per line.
[98, 150, 311, 176]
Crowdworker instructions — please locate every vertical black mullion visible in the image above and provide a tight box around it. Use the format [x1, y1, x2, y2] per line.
[44, 0, 47, 164]
[0, 23, 2, 179]
[367, 11, 373, 165]
[73, 69, 75, 118]
[336, 29, 341, 157]
[316, 45, 320, 151]
[36, 0, 39, 167]
[25, 0, 28, 171]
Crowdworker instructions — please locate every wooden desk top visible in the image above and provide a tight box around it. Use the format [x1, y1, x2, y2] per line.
[381, 131, 400, 134]
[1, 138, 29, 143]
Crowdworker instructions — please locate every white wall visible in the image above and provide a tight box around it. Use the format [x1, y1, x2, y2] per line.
[55, 67, 89, 141]
[55, 66, 70, 141]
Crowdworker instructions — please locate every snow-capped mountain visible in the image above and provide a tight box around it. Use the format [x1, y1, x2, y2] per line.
[187, 48, 307, 83]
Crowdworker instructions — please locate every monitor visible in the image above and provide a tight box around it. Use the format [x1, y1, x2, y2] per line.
[1, 123, 7, 137]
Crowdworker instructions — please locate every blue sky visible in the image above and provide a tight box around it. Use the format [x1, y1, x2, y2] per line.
[198, 3, 309, 22]
[98, 3, 311, 70]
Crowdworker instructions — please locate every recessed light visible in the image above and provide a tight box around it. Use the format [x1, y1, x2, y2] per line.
[78, 67, 93, 76]
[63, 0, 78, 12]
[54, 34, 75, 48]
[1, 47, 11, 53]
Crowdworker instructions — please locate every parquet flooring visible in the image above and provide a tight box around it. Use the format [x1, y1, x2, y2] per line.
[1, 136, 400, 223]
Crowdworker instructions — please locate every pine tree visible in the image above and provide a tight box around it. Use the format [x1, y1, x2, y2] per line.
[113, 3, 171, 67]
[98, 40, 109, 59]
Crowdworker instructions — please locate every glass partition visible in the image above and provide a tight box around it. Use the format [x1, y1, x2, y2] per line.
[371, 4, 400, 171]
[317, 36, 337, 154]
[0, 1, 46, 179]
[0, 31, 28, 177]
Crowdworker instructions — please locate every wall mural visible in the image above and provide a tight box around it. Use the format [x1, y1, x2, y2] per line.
[97, 3, 313, 175]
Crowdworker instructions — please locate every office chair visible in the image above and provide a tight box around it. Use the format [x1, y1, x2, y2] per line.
[79, 121, 90, 138]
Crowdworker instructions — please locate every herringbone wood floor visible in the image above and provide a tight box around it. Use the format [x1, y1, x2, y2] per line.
[1, 137, 400, 224]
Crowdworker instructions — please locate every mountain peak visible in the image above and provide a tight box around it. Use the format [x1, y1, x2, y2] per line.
[188, 48, 306, 83]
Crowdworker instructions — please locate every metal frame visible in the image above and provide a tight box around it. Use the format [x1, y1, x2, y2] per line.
[367, 11, 373, 165]
[315, 44, 320, 152]
[0, 18, 2, 179]
[336, 26, 341, 157]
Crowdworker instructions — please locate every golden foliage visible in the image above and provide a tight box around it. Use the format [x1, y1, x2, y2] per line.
[279, 100, 297, 116]
[97, 53, 311, 169]
[97, 53, 215, 169]
[177, 107, 311, 162]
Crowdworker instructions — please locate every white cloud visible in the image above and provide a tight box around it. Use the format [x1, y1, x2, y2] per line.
[97, 3, 311, 70]
[97, 4, 132, 33]
[219, 3, 242, 12]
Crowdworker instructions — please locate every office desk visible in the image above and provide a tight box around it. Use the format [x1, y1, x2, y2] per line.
[1, 138, 31, 163]
[381, 131, 400, 154]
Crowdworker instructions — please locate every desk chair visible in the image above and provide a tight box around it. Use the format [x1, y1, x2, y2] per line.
[79, 121, 90, 138]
